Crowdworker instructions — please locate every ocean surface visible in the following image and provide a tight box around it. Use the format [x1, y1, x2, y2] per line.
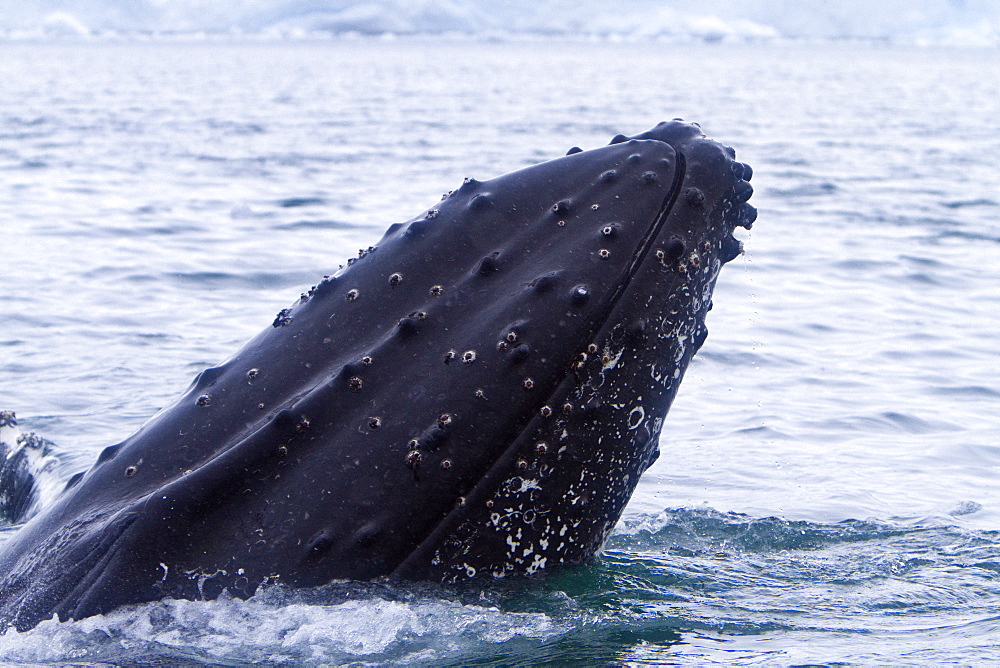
[0, 39, 998, 664]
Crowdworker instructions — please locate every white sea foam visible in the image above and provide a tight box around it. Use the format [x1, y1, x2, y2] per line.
[0, 592, 564, 664]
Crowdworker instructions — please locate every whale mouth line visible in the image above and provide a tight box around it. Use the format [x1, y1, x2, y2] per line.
[391, 146, 690, 580]
[599, 147, 688, 332]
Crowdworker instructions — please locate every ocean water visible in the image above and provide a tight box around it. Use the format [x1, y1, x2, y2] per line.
[0, 39, 998, 664]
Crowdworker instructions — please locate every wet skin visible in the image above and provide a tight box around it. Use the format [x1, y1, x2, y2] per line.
[0, 121, 755, 631]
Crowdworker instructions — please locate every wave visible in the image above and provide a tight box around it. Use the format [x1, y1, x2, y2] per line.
[3, 506, 997, 664]
[0, 412, 61, 526]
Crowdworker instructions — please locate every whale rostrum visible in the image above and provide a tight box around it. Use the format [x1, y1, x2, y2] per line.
[0, 120, 755, 631]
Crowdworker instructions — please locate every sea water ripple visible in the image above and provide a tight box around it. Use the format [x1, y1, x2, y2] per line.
[0, 40, 997, 664]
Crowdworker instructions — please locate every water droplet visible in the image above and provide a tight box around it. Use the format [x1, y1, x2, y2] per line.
[540, 405, 553, 417]
[441, 459, 453, 470]
[247, 368, 259, 381]
[598, 249, 610, 259]
[430, 285, 444, 296]
[523, 378, 535, 390]
[346, 289, 359, 301]
[462, 350, 477, 364]
[125, 465, 137, 477]
[369, 416, 382, 429]
[196, 394, 212, 407]
[348, 377, 363, 392]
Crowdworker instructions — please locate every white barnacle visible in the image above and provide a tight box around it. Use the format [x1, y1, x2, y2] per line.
[525, 555, 548, 574]
[628, 406, 645, 430]
[601, 348, 624, 371]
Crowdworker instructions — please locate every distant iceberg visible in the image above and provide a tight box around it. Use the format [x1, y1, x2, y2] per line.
[1, 0, 997, 45]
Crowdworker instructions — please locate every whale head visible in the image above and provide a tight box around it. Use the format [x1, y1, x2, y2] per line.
[0, 120, 754, 629]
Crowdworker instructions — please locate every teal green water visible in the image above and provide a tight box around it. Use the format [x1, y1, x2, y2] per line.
[2, 509, 997, 663]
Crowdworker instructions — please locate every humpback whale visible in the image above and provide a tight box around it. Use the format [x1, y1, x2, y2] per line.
[0, 120, 755, 632]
